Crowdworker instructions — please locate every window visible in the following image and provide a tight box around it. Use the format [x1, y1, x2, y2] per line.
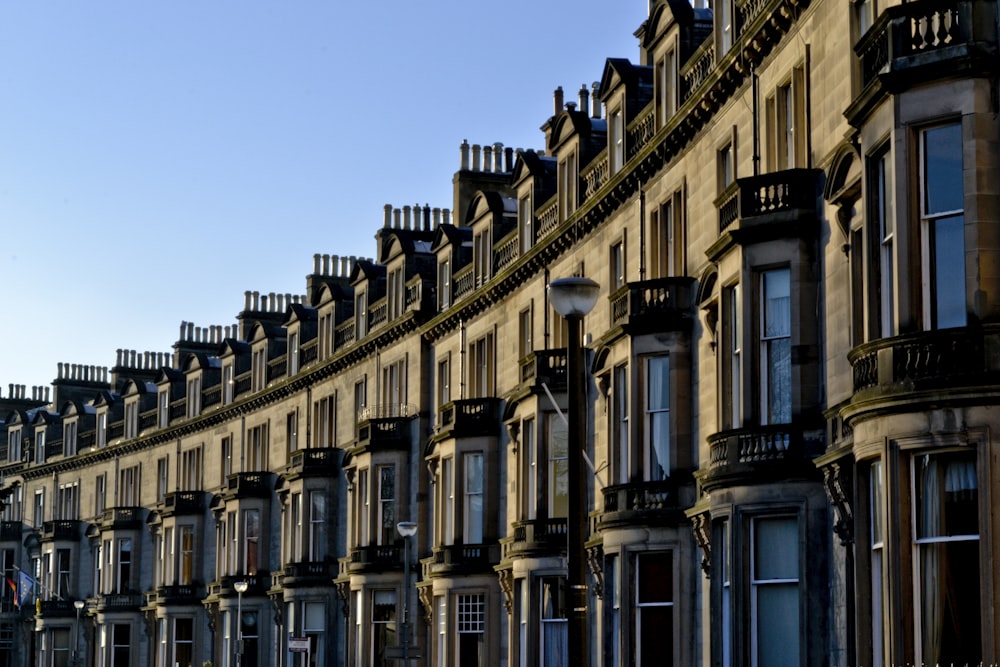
[519, 194, 533, 254]
[468, 334, 495, 398]
[314, 395, 335, 447]
[457, 594, 486, 666]
[287, 410, 300, 452]
[372, 591, 397, 666]
[766, 68, 807, 172]
[7, 429, 21, 463]
[437, 358, 451, 410]
[50, 627, 70, 667]
[854, 0, 874, 37]
[63, 421, 77, 457]
[54, 548, 72, 599]
[636, 553, 673, 666]
[724, 284, 743, 428]
[540, 577, 567, 666]
[913, 450, 980, 665]
[318, 311, 334, 359]
[751, 516, 800, 666]
[97, 412, 107, 448]
[719, 0, 734, 53]
[442, 457, 454, 545]
[252, 347, 267, 392]
[522, 418, 537, 520]
[870, 148, 896, 338]
[605, 555, 620, 667]
[718, 142, 735, 194]
[438, 260, 452, 311]
[33, 489, 45, 529]
[241, 611, 260, 667]
[95, 473, 107, 517]
[518, 308, 533, 361]
[464, 453, 484, 543]
[301, 602, 326, 667]
[57, 483, 79, 520]
[124, 400, 138, 439]
[547, 414, 568, 518]
[759, 269, 791, 424]
[246, 423, 268, 471]
[308, 491, 328, 561]
[437, 596, 449, 667]
[120, 465, 140, 507]
[156, 457, 169, 502]
[289, 493, 302, 562]
[612, 365, 630, 484]
[356, 469, 370, 547]
[388, 267, 405, 320]
[474, 229, 492, 287]
[382, 359, 406, 417]
[34, 430, 45, 464]
[179, 525, 194, 585]
[244, 509, 261, 575]
[116, 538, 133, 593]
[644, 356, 670, 481]
[869, 460, 885, 667]
[288, 331, 299, 375]
[720, 519, 733, 667]
[223, 363, 235, 404]
[609, 108, 624, 173]
[651, 193, 685, 278]
[159, 388, 171, 426]
[377, 466, 396, 545]
[610, 241, 625, 292]
[655, 50, 677, 127]
[920, 122, 966, 329]
[174, 619, 193, 667]
[560, 152, 577, 219]
[181, 447, 202, 491]
[354, 378, 367, 430]
[186, 376, 201, 418]
[354, 291, 368, 340]
[112, 624, 130, 667]
[221, 435, 233, 482]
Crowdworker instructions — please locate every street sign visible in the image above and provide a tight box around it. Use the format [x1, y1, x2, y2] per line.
[288, 637, 310, 653]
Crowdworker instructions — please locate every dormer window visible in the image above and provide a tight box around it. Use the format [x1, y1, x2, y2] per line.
[388, 268, 405, 320]
[222, 363, 235, 405]
[318, 311, 334, 359]
[97, 412, 107, 448]
[519, 194, 533, 254]
[252, 348, 267, 392]
[609, 108, 625, 173]
[125, 400, 138, 439]
[438, 260, 451, 311]
[7, 429, 21, 462]
[655, 50, 677, 126]
[288, 332, 299, 376]
[719, 0, 735, 54]
[355, 290, 368, 340]
[187, 377, 202, 418]
[560, 152, 578, 219]
[474, 229, 492, 287]
[34, 430, 45, 464]
[63, 421, 77, 457]
[158, 389, 170, 427]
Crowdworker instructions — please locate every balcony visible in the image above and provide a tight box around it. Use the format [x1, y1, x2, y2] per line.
[97, 593, 144, 611]
[278, 560, 337, 588]
[504, 518, 567, 559]
[208, 573, 270, 599]
[436, 398, 502, 440]
[424, 543, 501, 578]
[100, 507, 144, 529]
[609, 277, 695, 335]
[36, 600, 77, 618]
[356, 411, 412, 453]
[848, 325, 1000, 401]
[518, 349, 567, 392]
[41, 520, 83, 541]
[701, 424, 823, 492]
[287, 448, 339, 478]
[851, 0, 998, 121]
[162, 490, 205, 517]
[224, 472, 273, 499]
[598, 479, 686, 530]
[147, 584, 204, 606]
[343, 544, 402, 574]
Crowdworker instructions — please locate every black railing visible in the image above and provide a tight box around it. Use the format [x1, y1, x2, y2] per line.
[519, 349, 568, 389]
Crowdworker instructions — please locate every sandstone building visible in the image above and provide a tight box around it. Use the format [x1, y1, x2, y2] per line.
[2, 0, 999, 665]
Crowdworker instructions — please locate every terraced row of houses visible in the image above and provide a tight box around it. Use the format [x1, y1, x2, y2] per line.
[2, 0, 999, 665]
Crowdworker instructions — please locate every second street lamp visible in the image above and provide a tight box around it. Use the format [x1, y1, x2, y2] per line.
[548, 276, 600, 667]
[234, 580, 249, 666]
[396, 521, 418, 665]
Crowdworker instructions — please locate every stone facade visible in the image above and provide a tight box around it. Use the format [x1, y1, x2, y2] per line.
[2, 1, 999, 666]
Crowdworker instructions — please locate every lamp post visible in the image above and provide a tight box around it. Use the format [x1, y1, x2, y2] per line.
[73, 600, 85, 667]
[548, 276, 600, 667]
[396, 521, 418, 665]
[234, 580, 249, 667]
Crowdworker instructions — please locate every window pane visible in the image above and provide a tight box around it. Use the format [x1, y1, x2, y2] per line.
[637, 553, 672, 604]
[923, 124, 963, 214]
[915, 452, 978, 538]
[756, 583, 799, 666]
[754, 516, 798, 580]
[639, 605, 673, 666]
[931, 214, 966, 328]
[918, 540, 981, 664]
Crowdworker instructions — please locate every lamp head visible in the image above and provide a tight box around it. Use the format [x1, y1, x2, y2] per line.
[234, 580, 249, 593]
[396, 521, 418, 538]
[74, 600, 85, 611]
[548, 276, 600, 318]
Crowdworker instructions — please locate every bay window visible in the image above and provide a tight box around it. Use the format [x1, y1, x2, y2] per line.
[759, 269, 791, 424]
[463, 453, 484, 543]
[644, 356, 670, 481]
[751, 516, 800, 666]
[636, 552, 674, 666]
[547, 415, 568, 518]
[377, 465, 396, 546]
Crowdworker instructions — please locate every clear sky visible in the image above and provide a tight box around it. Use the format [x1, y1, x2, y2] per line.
[0, 1, 650, 396]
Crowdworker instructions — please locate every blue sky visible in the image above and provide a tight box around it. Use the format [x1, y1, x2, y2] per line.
[0, 1, 649, 395]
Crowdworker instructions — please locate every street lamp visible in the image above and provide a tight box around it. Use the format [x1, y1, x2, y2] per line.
[396, 521, 418, 665]
[234, 580, 249, 666]
[73, 600, 85, 667]
[548, 276, 600, 667]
